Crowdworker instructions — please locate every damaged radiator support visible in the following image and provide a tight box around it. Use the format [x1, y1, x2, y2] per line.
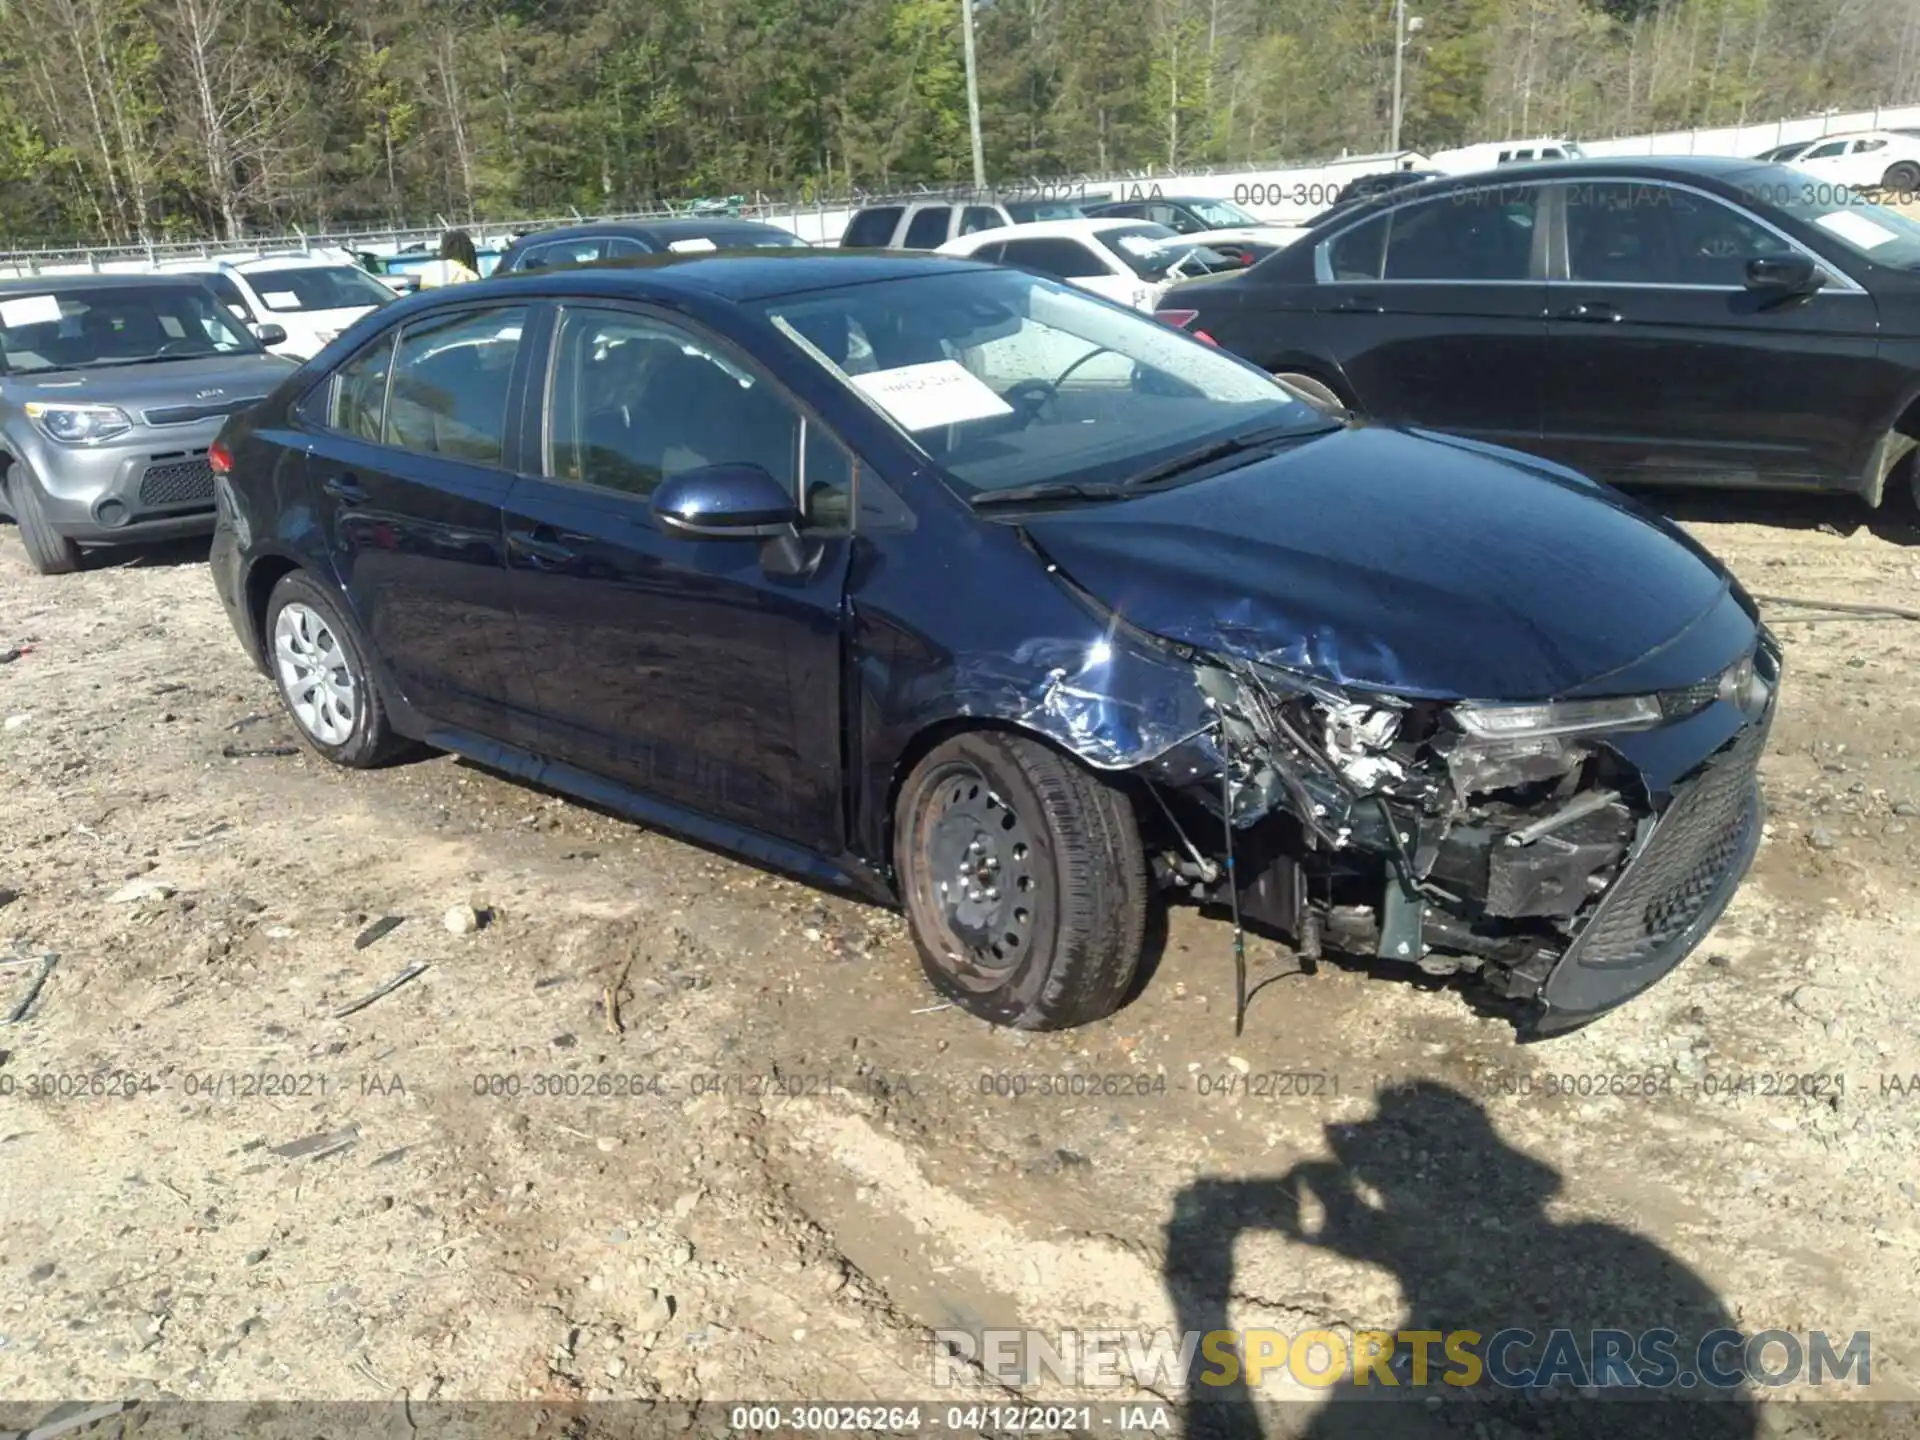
[1165, 656, 1676, 1026]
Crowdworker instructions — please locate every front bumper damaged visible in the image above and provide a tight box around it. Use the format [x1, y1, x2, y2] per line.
[1140, 641, 1778, 1036]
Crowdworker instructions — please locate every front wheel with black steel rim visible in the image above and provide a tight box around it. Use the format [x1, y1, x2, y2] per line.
[264, 570, 417, 768]
[895, 731, 1150, 1029]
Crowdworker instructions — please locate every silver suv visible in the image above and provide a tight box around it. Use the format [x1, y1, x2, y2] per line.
[0, 274, 297, 574]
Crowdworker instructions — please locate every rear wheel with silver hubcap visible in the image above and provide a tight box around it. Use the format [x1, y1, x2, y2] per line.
[263, 570, 416, 768]
[896, 730, 1149, 1029]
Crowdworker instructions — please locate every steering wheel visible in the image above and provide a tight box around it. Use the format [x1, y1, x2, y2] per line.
[1002, 378, 1059, 426]
[156, 339, 202, 356]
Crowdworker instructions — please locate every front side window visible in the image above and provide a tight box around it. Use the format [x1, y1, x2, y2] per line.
[1803, 141, 1849, 160]
[246, 265, 396, 312]
[760, 268, 1327, 499]
[902, 208, 952, 249]
[607, 237, 650, 257]
[0, 283, 260, 374]
[203, 273, 254, 321]
[382, 306, 526, 465]
[546, 307, 799, 501]
[960, 207, 1004, 236]
[997, 238, 1108, 280]
[1381, 185, 1540, 280]
[1563, 182, 1793, 286]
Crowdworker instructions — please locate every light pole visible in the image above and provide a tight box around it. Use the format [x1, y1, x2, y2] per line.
[1390, 2, 1423, 155]
[961, 0, 987, 189]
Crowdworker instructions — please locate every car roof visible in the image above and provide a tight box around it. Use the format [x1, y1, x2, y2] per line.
[947, 218, 1165, 245]
[510, 218, 802, 247]
[438, 249, 988, 303]
[1323, 153, 1800, 200]
[0, 271, 212, 293]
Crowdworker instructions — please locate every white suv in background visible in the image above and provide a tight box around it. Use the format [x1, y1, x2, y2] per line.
[154, 254, 398, 361]
[936, 220, 1241, 310]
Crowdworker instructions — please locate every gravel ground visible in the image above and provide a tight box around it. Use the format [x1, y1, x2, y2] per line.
[0, 488, 1916, 1437]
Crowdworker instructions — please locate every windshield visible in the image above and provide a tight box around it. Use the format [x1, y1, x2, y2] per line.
[1187, 198, 1259, 228]
[244, 265, 395, 312]
[759, 268, 1325, 498]
[1739, 170, 1920, 270]
[0, 283, 260, 374]
[1097, 225, 1238, 280]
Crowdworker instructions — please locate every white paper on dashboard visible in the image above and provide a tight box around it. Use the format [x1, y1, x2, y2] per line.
[1814, 210, 1898, 249]
[667, 238, 718, 253]
[0, 295, 62, 328]
[260, 290, 301, 307]
[851, 360, 1015, 430]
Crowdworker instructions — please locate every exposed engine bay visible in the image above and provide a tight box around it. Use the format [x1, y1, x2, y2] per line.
[1137, 646, 1778, 1028]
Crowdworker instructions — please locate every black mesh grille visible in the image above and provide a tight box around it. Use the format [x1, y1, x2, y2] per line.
[1565, 719, 1766, 969]
[138, 458, 216, 506]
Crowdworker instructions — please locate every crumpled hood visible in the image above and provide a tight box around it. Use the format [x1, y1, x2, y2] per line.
[1020, 425, 1756, 701]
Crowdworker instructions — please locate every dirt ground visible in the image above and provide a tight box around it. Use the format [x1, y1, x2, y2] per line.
[1, 487, 1917, 1437]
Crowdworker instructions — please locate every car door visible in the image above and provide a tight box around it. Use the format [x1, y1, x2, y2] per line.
[500, 302, 855, 848]
[1306, 181, 1547, 447]
[1534, 178, 1884, 488]
[302, 302, 540, 739]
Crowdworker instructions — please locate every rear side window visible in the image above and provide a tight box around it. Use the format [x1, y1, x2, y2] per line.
[329, 334, 396, 441]
[383, 306, 527, 466]
[607, 237, 649, 257]
[998, 238, 1108, 279]
[902, 207, 952, 249]
[842, 207, 903, 247]
[1326, 212, 1389, 280]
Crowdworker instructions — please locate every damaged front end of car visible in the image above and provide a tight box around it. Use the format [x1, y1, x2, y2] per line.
[1134, 640, 1780, 1037]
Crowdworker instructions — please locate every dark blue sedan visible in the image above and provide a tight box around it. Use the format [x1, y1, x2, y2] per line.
[207, 251, 1779, 1036]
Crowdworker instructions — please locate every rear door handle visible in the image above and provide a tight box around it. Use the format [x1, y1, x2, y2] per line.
[321, 473, 366, 502]
[508, 526, 577, 566]
[1559, 301, 1622, 323]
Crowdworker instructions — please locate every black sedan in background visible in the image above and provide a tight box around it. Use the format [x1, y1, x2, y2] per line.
[208, 252, 1776, 1038]
[1159, 156, 1920, 509]
[496, 218, 808, 273]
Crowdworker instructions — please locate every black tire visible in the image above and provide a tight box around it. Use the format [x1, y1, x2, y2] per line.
[895, 730, 1149, 1029]
[262, 569, 418, 768]
[3, 459, 81, 576]
[1883, 160, 1920, 194]
[1272, 370, 1349, 414]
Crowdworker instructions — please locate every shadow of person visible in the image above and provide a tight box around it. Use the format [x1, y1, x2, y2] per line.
[1165, 1082, 1757, 1440]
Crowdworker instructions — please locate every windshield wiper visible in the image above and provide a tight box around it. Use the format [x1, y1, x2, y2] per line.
[969, 480, 1130, 509]
[83, 353, 224, 368]
[1119, 422, 1334, 492]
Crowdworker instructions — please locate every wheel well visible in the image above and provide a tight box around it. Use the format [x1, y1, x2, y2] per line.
[244, 555, 302, 656]
[1867, 398, 1920, 507]
[1269, 362, 1354, 407]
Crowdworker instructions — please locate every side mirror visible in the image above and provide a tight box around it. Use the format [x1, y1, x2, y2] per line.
[253, 323, 289, 347]
[651, 462, 798, 539]
[1745, 254, 1822, 294]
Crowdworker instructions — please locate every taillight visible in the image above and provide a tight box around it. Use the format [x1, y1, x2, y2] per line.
[208, 440, 233, 474]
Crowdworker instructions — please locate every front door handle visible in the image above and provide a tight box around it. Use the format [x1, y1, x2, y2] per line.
[1559, 300, 1622, 323]
[1334, 295, 1384, 314]
[321, 473, 366, 502]
[508, 526, 577, 567]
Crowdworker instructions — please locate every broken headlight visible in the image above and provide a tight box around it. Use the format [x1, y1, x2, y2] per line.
[1453, 694, 1662, 740]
